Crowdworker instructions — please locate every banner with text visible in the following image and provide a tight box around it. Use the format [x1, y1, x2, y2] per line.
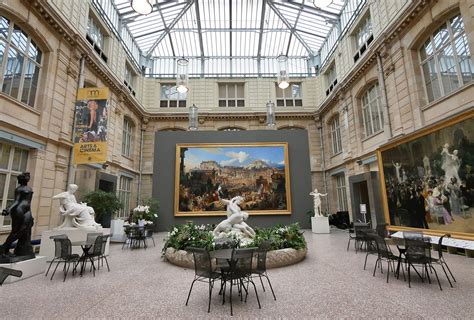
[73, 87, 109, 164]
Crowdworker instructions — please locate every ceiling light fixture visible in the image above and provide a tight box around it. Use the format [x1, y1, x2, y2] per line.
[176, 58, 189, 93]
[277, 54, 290, 89]
[313, 0, 332, 9]
[131, 0, 153, 15]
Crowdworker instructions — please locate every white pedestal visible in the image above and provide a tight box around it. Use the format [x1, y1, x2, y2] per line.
[0, 256, 47, 284]
[110, 219, 125, 242]
[39, 228, 110, 261]
[311, 216, 330, 234]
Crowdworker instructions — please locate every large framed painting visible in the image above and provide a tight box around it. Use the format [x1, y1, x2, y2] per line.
[377, 110, 474, 239]
[174, 143, 292, 216]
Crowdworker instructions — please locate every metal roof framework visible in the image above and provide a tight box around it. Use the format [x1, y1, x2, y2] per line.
[108, 0, 347, 77]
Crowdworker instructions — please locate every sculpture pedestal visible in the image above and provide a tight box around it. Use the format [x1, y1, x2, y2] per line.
[110, 219, 125, 242]
[0, 256, 47, 284]
[39, 228, 110, 261]
[311, 216, 330, 234]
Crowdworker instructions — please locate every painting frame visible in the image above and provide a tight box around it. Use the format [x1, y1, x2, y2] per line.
[377, 109, 474, 240]
[174, 142, 292, 217]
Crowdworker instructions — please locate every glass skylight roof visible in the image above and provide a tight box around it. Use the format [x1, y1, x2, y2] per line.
[99, 0, 350, 76]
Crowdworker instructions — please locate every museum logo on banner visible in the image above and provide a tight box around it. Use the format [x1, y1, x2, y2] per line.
[73, 87, 109, 164]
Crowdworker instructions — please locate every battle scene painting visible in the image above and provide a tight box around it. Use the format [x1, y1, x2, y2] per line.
[379, 114, 474, 237]
[174, 143, 291, 216]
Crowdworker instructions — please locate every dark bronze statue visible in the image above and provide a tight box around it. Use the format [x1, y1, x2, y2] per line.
[0, 172, 35, 262]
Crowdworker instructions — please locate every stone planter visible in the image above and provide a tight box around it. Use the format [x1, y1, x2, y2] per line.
[164, 247, 307, 269]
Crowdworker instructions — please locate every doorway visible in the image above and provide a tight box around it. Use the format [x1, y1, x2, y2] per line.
[353, 181, 371, 223]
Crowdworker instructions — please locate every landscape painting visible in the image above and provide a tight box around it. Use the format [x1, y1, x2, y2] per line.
[378, 111, 474, 238]
[174, 143, 291, 216]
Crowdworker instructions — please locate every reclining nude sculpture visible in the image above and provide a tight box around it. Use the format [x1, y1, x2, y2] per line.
[52, 184, 102, 230]
[213, 186, 256, 241]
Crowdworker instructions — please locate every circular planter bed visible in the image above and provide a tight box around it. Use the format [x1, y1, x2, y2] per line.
[164, 246, 307, 269]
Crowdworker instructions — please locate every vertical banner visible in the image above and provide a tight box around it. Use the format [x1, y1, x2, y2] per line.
[73, 87, 109, 164]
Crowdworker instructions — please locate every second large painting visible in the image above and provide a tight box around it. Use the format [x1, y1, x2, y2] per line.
[175, 143, 291, 216]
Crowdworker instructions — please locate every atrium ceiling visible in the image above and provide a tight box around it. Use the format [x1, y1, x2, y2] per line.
[94, 0, 363, 77]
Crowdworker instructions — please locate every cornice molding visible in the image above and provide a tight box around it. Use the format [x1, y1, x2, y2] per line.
[147, 112, 316, 122]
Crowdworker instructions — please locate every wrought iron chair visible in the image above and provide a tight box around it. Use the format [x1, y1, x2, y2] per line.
[252, 240, 276, 300]
[45, 234, 68, 277]
[0, 267, 22, 285]
[185, 247, 222, 313]
[431, 234, 456, 287]
[369, 234, 405, 283]
[347, 222, 371, 253]
[405, 237, 442, 290]
[50, 238, 80, 282]
[221, 248, 261, 316]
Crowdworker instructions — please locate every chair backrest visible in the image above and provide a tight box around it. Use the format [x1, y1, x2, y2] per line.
[256, 240, 272, 271]
[54, 238, 73, 258]
[231, 248, 256, 278]
[369, 234, 392, 258]
[87, 233, 102, 244]
[405, 237, 431, 263]
[50, 234, 68, 257]
[375, 224, 388, 238]
[437, 233, 451, 259]
[354, 222, 371, 237]
[91, 235, 108, 255]
[0, 267, 22, 286]
[187, 247, 213, 277]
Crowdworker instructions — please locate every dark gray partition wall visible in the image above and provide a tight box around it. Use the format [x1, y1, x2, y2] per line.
[153, 129, 313, 231]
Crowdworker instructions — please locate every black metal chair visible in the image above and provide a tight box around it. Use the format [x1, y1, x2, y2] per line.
[50, 238, 80, 282]
[369, 234, 405, 283]
[221, 248, 261, 316]
[432, 234, 456, 287]
[361, 230, 378, 270]
[252, 240, 276, 300]
[81, 234, 110, 276]
[145, 228, 155, 247]
[347, 222, 371, 253]
[405, 237, 442, 290]
[0, 267, 22, 285]
[45, 234, 68, 277]
[185, 247, 222, 313]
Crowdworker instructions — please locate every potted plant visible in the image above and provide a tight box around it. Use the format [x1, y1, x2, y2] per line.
[82, 190, 123, 228]
[131, 200, 158, 228]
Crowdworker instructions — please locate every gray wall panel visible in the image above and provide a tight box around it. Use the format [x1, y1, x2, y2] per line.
[153, 130, 313, 231]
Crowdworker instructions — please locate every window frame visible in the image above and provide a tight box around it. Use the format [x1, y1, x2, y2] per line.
[159, 83, 187, 108]
[121, 117, 134, 158]
[335, 173, 348, 212]
[124, 62, 137, 96]
[86, 13, 108, 63]
[361, 83, 383, 138]
[0, 15, 43, 108]
[0, 142, 29, 228]
[218, 83, 245, 108]
[275, 82, 303, 107]
[117, 175, 132, 219]
[330, 116, 342, 155]
[419, 14, 473, 103]
[325, 64, 338, 96]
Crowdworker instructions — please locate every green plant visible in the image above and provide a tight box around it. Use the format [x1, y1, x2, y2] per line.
[162, 222, 306, 255]
[82, 190, 123, 221]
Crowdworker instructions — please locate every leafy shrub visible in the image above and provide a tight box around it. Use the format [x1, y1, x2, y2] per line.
[162, 222, 306, 255]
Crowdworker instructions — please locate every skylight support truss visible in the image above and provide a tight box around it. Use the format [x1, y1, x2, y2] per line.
[266, 0, 313, 55]
[256, 1, 267, 77]
[145, 0, 195, 57]
[194, 0, 205, 77]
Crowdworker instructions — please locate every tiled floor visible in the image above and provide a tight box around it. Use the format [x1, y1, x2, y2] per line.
[1, 229, 473, 319]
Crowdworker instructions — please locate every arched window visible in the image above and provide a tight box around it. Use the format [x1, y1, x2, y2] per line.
[330, 116, 342, 155]
[361, 83, 383, 137]
[122, 117, 134, 157]
[0, 16, 42, 107]
[420, 14, 473, 102]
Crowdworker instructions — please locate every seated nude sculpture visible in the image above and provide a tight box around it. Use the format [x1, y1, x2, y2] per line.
[52, 184, 102, 230]
[213, 186, 256, 239]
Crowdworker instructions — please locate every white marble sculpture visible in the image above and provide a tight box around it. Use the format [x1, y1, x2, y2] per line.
[213, 187, 255, 242]
[309, 188, 327, 217]
[52, 184, 102, 230]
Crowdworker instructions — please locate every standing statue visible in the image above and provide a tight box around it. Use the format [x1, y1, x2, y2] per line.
[52, 184, 102, 230]
[392, 161, 402, 184]
[423, 155, 431, 178]
[0, 172, 35, 262]
[309, 188, 327, 217]
[213, 186, 256, 240]
[441, 144, 461, 185]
